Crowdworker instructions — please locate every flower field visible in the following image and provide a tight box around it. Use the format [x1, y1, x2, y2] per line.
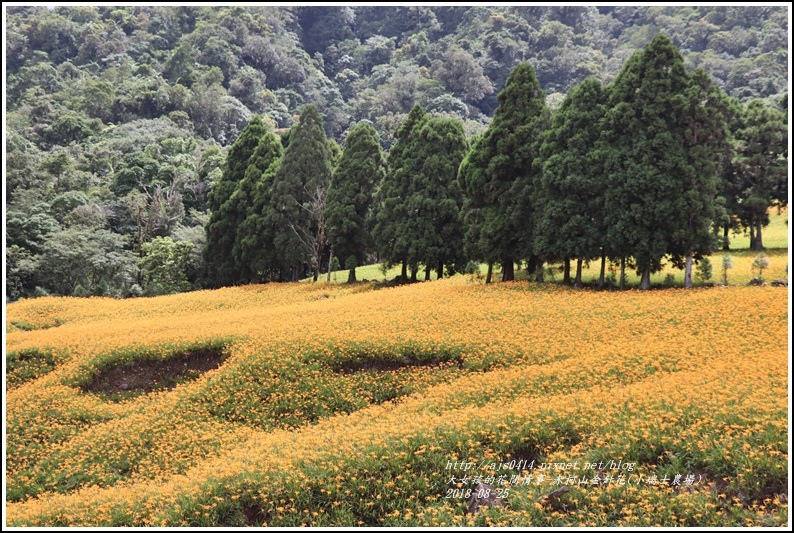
[5, 275, 789, 526]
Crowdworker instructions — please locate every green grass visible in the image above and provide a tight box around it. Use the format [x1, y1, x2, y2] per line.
[307, 262, 441, 284]
[311, 210, 789, 288]
[724, 207, 788, 250]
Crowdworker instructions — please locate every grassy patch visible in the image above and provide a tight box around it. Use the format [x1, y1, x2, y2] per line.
[6, 347, 69, 389]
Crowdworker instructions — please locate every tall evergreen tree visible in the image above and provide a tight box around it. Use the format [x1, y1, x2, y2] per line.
[205, 115, 269, 286]
[730, 99, 787, 250]
[232, 131, 283, 282]
[373, 104, 428, 280]
[668, 69, 734, 287]
[715, 97, 745, 252]
[326, 121, 385, 283]
[268, 104, 334, 281]
[603, 34, 724, 289]
[404, 116, 469, 279]
[535, 77, 608, 287]
[457, 62, 547, 281]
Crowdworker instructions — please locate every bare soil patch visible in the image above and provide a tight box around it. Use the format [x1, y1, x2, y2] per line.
[331, 355, 463, 374]
[81, 347, 226, 399]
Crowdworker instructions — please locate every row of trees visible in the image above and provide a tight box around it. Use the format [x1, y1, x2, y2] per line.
[204, 34, 787, 290]
[203, 102, 468, 285]
[7, 7, 788, 300]
[460, 34, 785, 289]
[204, 107, 342, 284]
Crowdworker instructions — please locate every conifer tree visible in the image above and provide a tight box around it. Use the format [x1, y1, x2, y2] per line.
[603, 34, 726, 289]
[326, 121, 385, 283]
[731, 99, 787, 250]
[404, 117, 468, 279]
[668, 68, 734, 287]
[535, 78, 608, 287]
[268, 104, 333, 281]
[457, 63, 547, 281]
[205, 115, 269, 286]
[373, 104, 428, 280]
[233, 131, 283, 282]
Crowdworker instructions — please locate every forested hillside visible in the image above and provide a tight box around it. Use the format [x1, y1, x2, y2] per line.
[5, 6, 789, 299]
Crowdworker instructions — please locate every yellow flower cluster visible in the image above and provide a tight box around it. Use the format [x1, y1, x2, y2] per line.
[5, 277, 788, 526]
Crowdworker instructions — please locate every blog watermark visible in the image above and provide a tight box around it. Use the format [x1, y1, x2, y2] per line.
[444, 457, 703, 496]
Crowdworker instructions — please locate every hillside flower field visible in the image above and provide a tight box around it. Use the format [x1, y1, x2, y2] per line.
[5, 7, 789, 527]
[5, 271, 788, 526]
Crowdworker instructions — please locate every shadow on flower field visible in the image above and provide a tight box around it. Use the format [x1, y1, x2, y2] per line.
[5, 274, 789, 526]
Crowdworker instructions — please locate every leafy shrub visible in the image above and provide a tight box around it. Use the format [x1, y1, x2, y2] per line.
[696, 257, 712, 283]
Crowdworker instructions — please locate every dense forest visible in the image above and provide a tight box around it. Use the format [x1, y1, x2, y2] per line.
[4, 6, 789, 299]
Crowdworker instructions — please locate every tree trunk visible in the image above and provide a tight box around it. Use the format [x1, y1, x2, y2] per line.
[424, 265, 431, 281]
[752, 217, 764, 250]
[535, 259, 544, 283]
[410, 263, 418, 282]
[722, 226, 730, 251]
[486, 262, 493, 284]
[640, 267, 651, 290]
[502, 257, 514, 281]
[683, 252, 693, 288]
[347, 266, 356, 283]
[527, 255, 538, 279]
[599, 251, 606, 288]
[575, 258, 583, 287]
[401, 259, 407, 282]
[749, 222, 755, 249]
[327, 247, 334, 282]
[562, 257, 571, 284]
[437, 260, 444, 279]
[619, 257, 626, 289]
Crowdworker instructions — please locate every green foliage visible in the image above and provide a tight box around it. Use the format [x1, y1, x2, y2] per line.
[33, 228, 137, 297]
[163, 43, 199, 88]
[535, 77, 607, 272]
[464, 261, 480, 275]
[33, 286, 50, 298]
[268, 104, 334, 280]
[6, 208, 61, 254]
[3, 6, 789, 298]
[140, 237, 194, 295]
[729, 100, 787, 250]
[603, 35, 731, 287]
[696, 257, 713, 283]
[430, 45, 493, 105]
[205, 115, 271, 285]
[41, 114, 101, 146]
[232, 132, 284, 281]
[373, 104, 429, 272]
[403, 116, 469, 276]
[458, 62, 547, 280]
[129, 283, 144, 297]
[464, 260, 483, 283]
[6, 245, 39, 301]
[326, 121, 385, 274]
[751, 253, 769, 280]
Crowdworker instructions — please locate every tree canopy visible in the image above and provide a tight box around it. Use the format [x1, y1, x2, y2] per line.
[4, 6, 789, 298]
[326, 121, 385, 282]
